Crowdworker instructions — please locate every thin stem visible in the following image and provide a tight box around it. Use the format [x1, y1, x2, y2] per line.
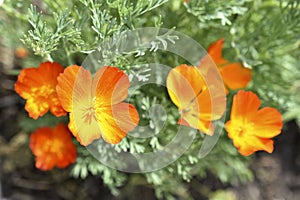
[0, 4, 27, 21]
[63, 40, 73, 65]
[46, 54, 53, 62]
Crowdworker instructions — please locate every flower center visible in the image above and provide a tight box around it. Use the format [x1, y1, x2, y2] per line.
[51, 139, 64, 153]
[236, 121, 255, 137]
[82, 106, 96, 125]
[237, 127, 244, 136]
[32, 85, 55, 97]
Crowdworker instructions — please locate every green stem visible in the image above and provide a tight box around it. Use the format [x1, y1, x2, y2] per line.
[283, 108, 300, 122]
[63, 40, 73, 65]
[7, 69, 21, 76]
[0, 4, 27, 21]
[259, 0, 300, 10]
[46, 54, 54, 62]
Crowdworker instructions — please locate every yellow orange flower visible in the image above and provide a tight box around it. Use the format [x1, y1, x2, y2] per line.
[225, 90, 283, 156]
[167, 64, 226, 135]
[29, 123, 77, 171]
[56, 66, 139, 146]
[200, 38, 252, 93]
[15, 62, 67, 119]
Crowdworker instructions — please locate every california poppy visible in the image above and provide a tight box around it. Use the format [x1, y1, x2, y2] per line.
[14, 62, 67, 119]
[225, 90, 283, 156]
[15, 47, 28, 58]
[56, 66, 139, 146]
[29, 123, 77, 171]
[166, 64, 226, 135]
[200, 38, 252, 94]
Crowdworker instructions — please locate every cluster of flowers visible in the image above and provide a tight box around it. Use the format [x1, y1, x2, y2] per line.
[15, 39, 283, 171]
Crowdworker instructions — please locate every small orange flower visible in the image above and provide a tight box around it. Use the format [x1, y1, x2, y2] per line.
[225, 90, 283, 156]
[200, 38, 252, 94]
[29, 123, 77, 171]
[15, 47, 29, 58]
[56, 66, 139, 146]
[167, 64, 226, 135]
[15, 62, 67, 119]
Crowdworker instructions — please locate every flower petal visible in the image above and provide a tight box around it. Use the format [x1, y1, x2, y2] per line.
[239, 136, 274, 156]
[56, 65, 80, 112]
[24, 97, 50, 119]
[252, 107, 283, 138]
[57, 65, 94, 111]
[29, 124, 77, 171]
[94, 66, 130, 107]
[230, 136, 256, 156]
[167, 64, 204, 110]
[230, 90, 261, 121]
[226, 90, 282, 156]
[179, 117, 214, 135]
[167, 64, 225, 134]
[57, 66, 103, 146]
[219, 63, 251, 90]
[40, 62, 66, 85]
[195, 82, 225, 121]
[30, 127, 52, 157]
[207, 38, 228, 66]
[95, 103, 139, 144]
[52, 124, 77, 168]
[49, 93, 68, 117]
[35, 156, 56, 171]
[68, 112, 102, 146]
[15, 62, 66, 119]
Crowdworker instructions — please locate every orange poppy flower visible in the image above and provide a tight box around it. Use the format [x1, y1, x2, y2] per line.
[225, 90, 283, 156]
[56, 66, 139, 146]
[29, 123, 77, 171]
[15, 47, 28, 58]
[166, 64, 226, 135]
[14, 62, 67, 119]
[200, 38, 252, 94]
